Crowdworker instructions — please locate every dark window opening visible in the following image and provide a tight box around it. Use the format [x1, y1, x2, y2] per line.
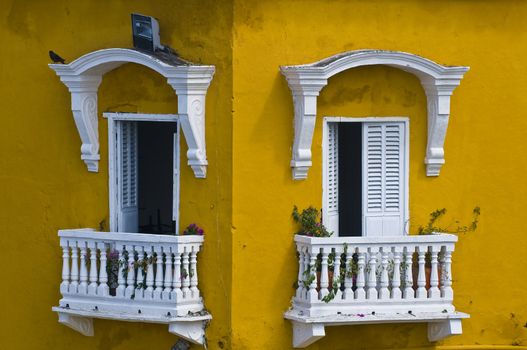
[338, 122, 362, 236]
[137, 121, 177, 234]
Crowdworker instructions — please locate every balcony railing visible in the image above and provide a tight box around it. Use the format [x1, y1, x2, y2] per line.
[52, 229, 210, 345]
[285, 234, 469, 348]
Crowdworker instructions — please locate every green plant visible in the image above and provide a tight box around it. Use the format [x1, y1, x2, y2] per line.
[417, 206, 480, 235]
[292, 205, 332, 237]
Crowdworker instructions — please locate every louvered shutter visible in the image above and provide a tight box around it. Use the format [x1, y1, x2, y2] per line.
[117, 121, 139, 233]
[324, 122, 339, 235]
[362, 122, 405, 236]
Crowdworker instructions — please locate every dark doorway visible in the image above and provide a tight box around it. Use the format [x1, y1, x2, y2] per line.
[338, 122, 362, 236]
[137, 121, 177, 234]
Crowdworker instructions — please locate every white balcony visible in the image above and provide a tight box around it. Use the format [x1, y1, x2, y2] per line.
[53, 229, 210, 346]
[285, 234, 469, 348]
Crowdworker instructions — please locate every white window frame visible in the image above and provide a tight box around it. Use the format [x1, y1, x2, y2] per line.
[104, 113, 180, 234]
[322, 116, 410, 237]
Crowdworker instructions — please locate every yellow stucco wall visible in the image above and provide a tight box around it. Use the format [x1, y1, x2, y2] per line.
[1, 0, 527, 349]
[231, 1, 527, 349]
[0, 1, 232, 349]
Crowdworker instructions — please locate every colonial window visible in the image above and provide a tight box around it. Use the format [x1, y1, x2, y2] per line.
[323, 118, 409, 237]
[283, 51, 469, 348]
[106, 113, 180, 235]
[49, 48, 214, 344]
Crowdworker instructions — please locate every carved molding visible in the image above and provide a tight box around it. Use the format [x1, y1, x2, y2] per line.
[50, 48, 215, 177]
[280, 50, 469, 179]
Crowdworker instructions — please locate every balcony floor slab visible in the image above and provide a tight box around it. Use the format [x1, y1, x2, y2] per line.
[284, 309, 469, 348]
[53, 306, 211, 345]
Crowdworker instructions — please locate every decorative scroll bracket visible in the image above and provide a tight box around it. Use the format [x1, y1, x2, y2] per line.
[50, 48, 214, 177]
[169, 71, 213, 178]
[289, 77, 327, 179]
[281, 50, 469, 179]
[60, 76, 102, 172]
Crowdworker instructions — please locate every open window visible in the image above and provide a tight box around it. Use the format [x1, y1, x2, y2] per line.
[106, 113, 180, 234]
[323, 118, 409, 237]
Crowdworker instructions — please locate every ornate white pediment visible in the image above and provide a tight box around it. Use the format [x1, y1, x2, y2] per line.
[50, 48, 215, 178]
[280, 50, 469, 179]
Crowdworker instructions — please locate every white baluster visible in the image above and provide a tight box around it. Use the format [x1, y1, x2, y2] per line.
[97, 242, 109, 296]
[69, 241, 79, 294]
[87, 241, 98, 295]
[181, 248, 191, 298]
[296, 247, 305, 299]
[125, 245, 135, 299]
[135, 246, 145, 300]
[78, 241, 88, 294]
[441, 247, 454, 299]
[403, 248, 414, 299]
[60, 240, 70, 295]
[428, 246, 440, 299]
[416, 247, 427, 299]
[144, 247, 155, 299]
[391, 249, 402, 299]
[307, 252, 318, 302]
[379, 248, 390, 299]
[333, 247, 342, 300]
[303, 248, 311, 300]
[319, 249, 329, 299]
[366, 248, 378, 300]
[162, 247, 173, 300]
[354, 250, 366, 300]
[153, 246, 164, 300]
[115, 245, 126, 298]
[171, 251, 183, 301]
[190, 246, 199, 299]
[343, 248, 354, 300]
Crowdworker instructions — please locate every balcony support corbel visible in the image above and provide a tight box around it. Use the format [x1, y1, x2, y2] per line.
[168, 318, 209, 346]
[57, 311, 94, 336]
[291, 321, 325, 348]
[428, 319, 463, 342]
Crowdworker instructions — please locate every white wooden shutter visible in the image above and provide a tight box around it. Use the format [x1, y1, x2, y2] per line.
[324, 122, 339, 235]
[117, 121, 139, 233]
[362, 122, 405, 236]
[172, 130, 180, 234]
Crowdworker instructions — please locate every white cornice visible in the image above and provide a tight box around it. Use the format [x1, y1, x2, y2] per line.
[280, 50, 469, 179]
[50, 48, 215, 177]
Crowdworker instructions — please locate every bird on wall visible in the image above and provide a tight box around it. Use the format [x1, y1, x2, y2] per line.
[49, 50, 66, 64]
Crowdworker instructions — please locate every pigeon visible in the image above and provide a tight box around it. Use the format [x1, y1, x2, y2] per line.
[49, 50, 66, 64]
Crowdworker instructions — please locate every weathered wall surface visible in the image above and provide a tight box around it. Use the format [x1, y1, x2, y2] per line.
[0, 1, 232, 349]
[231, 1, 527, 349]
